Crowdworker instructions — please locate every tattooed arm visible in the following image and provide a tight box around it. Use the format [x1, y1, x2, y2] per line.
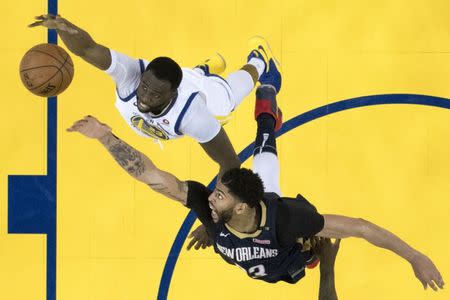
[67, 116, 188, 205]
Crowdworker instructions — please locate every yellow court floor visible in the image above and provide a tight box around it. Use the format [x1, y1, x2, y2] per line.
[1, 0, 449, 299]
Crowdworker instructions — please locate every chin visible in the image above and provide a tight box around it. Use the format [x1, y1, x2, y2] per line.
[137, 106, 149, 113]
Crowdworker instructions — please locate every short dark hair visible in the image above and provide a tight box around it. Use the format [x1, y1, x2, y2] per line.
[145, 57, 182, 89]
[221, 168, 265, 208]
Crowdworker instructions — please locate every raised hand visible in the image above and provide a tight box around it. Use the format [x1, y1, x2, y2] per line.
[67, 115, 111, 139]
[312, 237, 341, 269]
[410, 252, 445, 291]
[187, 224, 213, 251]
[29, 14, 78, 34]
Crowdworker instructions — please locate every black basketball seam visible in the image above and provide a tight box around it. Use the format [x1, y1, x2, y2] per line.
[30, 49, 74, 69]
[55, 46, 74, 74]
[20, 65, 60, 72]
[59, 53, 74, 89]
[56, 52, 71, 78]
[26, 49, 72, 87]
[29, 49, 65, 65]
[26, 51, 73, 95]
[60, 53, 74, 80]
[42, 55, 72, 95]
[29, 66, 63, 91]
[52, 69, 65, 96]
[54, 46, 73, 66]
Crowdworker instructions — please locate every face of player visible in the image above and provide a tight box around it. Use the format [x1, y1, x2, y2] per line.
[208, 180, 241, 223]
[136, 71, 177, 115]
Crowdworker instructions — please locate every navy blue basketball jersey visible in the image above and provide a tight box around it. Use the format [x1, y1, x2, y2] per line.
[213, 193, 316, 284]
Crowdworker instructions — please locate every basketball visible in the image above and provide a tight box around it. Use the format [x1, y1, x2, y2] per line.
[19, 43, 74, 97]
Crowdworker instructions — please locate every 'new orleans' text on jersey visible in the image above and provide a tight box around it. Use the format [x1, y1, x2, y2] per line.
[213, 193, 316, 284]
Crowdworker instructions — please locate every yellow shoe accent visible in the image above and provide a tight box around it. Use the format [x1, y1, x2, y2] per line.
[247, 36, 280, 73]
[197, 52, 226, 75]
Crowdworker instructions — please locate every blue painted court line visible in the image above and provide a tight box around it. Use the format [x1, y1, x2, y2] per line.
[7, 1, 58, 299]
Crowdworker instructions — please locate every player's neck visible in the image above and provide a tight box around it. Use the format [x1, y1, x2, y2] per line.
[227, 203, 261, 234]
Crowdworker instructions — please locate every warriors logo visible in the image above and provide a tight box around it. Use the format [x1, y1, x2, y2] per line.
[131, 116, 170, 140]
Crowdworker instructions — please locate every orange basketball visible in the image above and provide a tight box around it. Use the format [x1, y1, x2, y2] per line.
[19, 43, 74, 97]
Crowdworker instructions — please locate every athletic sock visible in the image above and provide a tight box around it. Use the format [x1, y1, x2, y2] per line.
[248, 57, 265, 77]
[253, 113, 277, 156]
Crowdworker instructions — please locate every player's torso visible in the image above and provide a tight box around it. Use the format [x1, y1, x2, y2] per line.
[114, 66, 206, 141]
[213, 195, 314, 284]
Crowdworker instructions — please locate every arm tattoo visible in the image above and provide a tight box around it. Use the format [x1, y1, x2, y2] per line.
[101, 134, 146, 177]
[99, 133, 187, 203]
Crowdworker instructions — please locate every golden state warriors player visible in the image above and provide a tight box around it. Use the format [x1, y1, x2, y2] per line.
[68, 85, 443, 295]
[30, 14, 282, 177]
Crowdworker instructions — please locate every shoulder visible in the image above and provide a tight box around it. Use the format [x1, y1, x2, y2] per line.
[277, 194, 319, 212]
[106, 49, 146, 74]
[106, 49, 149, 98]
[186, 181, 212, 207]
[275, 194, 324, 243]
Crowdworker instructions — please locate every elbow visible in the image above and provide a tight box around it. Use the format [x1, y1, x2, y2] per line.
[356, 218, 373, 238]
[69, 41, 97, 58]
[67, 46, 84, 57]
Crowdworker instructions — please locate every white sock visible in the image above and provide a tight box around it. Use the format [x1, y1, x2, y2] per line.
[248, 57, 265, 77]
[253, 152, 282, 196]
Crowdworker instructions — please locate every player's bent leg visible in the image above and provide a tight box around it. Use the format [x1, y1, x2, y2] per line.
[203, 69, 255, 118]
[225, 70, 255, 108]
[200, 37, 282, 118]
[203, 77, 235, 119]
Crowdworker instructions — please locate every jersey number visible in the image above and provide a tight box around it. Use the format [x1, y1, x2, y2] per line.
[248, 264, 267, 278]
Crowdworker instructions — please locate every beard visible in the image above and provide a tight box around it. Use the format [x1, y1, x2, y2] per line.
[213, 207, 234, 223]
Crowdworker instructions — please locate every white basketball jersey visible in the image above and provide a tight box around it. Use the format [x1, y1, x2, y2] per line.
[114, 59, 200, 140]
[107, 50, 229, 143]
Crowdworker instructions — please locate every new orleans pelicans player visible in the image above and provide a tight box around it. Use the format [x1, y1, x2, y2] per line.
[30, 14, 282, 177]
[68, 86, 443, 295]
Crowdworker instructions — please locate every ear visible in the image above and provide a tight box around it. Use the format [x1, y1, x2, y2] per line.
[234, 202, 248, 215]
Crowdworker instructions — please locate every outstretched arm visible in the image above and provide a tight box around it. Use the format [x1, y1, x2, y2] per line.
[312, 238, 340, 300]
[29, 14, 111, 70]
[67, 116, 188, 204]
[317, 214, 444, 291]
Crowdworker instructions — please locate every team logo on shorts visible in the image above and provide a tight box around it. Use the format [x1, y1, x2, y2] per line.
[131, 116, 170, 140]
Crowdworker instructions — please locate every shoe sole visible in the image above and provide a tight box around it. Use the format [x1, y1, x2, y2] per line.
[207, 52, 226, 74]
[248, 35, 281, 73]
[215, 52, 227, 73]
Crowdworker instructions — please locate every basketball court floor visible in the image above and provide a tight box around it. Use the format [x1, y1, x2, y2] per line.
[1, 0, 449, 299]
